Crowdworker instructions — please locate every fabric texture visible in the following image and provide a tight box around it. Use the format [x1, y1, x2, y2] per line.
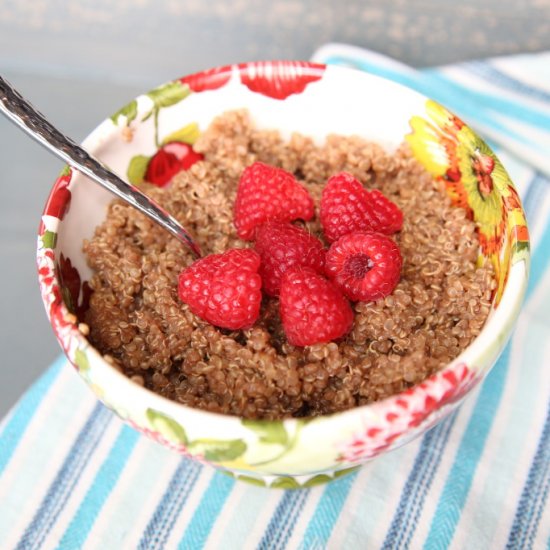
[1, 45, 550, 549]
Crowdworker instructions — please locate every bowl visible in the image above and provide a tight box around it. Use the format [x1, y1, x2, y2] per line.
[37, 61, 529, 489]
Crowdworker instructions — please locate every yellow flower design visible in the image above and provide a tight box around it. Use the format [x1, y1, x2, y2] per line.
[216, 456, 257, 473]
[455, 126, 506, 256]
[406, 100, 529, 305]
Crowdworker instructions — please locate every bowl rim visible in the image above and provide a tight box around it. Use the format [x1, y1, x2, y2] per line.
[36, 60, 530, 429]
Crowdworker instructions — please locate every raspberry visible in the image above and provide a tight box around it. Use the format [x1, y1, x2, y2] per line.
[325, 232, 402, 302]
[178, 248, 262, 330]
[234, 162, 314, 240]
[279, 268, 354, 346]
[255, 221, 326, 296]
[320, 172, 403, 242]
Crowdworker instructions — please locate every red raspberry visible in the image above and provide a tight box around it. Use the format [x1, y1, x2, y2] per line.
[234, 162, 314, 240]
[279, 268, 354, 346]
[320, 172, 403, 242]
[255, 221, 326, 296]
[178, 248, 262, 330]
[325, 232, 402, 302]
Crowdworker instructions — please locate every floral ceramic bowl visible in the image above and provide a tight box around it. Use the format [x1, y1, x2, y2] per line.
[37, 61, 529, 489]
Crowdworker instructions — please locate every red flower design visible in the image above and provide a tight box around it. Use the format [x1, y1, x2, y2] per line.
[238, 61, 325, 100]
[39, 167, 72, 234]
[336, 363, 478, 464]
[146, 142, 203, 187]
[57, 254, 92, 319]
[180, 65, 232, 92]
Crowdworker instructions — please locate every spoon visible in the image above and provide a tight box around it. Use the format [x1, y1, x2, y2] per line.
[0, 75, 201, 258]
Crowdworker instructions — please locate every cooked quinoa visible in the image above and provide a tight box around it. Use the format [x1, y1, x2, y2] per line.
[83, 110, 495, 420]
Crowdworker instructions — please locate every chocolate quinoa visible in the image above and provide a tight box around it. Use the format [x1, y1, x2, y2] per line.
[83, 110, 495, 420]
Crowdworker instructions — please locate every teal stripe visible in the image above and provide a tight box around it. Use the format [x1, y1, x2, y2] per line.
[339, 442, 419, 548]
[214, 478, 273, 544]
[328, 54, 550, 134]
[91, 441, 184, 546]
[178, 473, 235, 549]
[56, 425, 139, 549]
[522, 175, 548, 229]
[527, 211, 550, 298]
[424, 70, 550, 131]
[323, 55, 528, 145]
[0, 355, 64, 475]
[466, 60, 550, 104]
[463, 319, 543, 545]
[299, 472, 358, 549]
[423, 342, 512, 550]
[423, 174, 546, 548]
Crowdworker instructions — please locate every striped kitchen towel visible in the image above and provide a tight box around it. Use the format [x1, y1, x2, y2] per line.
[313, 44, 550, 180]
[1, 46, 550, 549]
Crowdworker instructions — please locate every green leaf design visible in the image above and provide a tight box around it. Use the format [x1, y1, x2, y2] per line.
[146, 409, 188, 444]
[147, 81, 190, 109]
[242, 419, 289, 446]
[110, 100, 138, 126]
[161, 122, 201, 146]
[59, 165, 71, 177]
[333, 465, 361, 479]
[512, 240, 530, 259]
[303, 474, 332, 488]
[41, 230, 57, 249]
[270, 476, 301, 490]
[237, 475, 267, 487]
[127, 155, 150, 185]
[74, 348, 90, 373]
[188, 438, 247, 462]
[141, 110, 154, 123]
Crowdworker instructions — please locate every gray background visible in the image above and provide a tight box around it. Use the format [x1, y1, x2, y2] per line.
[1, 0, 549, 416]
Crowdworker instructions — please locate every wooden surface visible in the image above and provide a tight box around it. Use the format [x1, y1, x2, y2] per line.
[0, 0, 549, 415]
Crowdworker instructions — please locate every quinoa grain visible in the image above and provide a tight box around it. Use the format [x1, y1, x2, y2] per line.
[83, 110, 495, 420]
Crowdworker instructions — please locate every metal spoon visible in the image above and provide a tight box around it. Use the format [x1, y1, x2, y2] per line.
[0, 75, 201, 258]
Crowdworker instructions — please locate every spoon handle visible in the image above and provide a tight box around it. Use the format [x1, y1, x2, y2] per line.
[0, 75, 201, 258]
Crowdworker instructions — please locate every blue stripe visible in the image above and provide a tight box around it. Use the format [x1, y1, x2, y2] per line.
[529, 455, 550, 549]
[16, 403, 111, 550]
[210, 478, 272, 544]
[464, 60, 550, 105]
[423, 342, 512, 550]
[423, 70, 550, 132]
[138, 459, 202, 550]
[382, 413, 457, 549]
[299, 471, 358, 549]
[323, 55, 530, 145]
[56, 425, 139, 549]
[506, 399, 550, 549]
[277, 490, 310, 550]
[418, 170, 550, 549]
[258, 490, 309, 550]
[178, 472, 235, 549]
[522, 174, 550, 229]
[421, 167, 544, 548]
[527, 205, 550, 299]
[0, 355, 64, 475]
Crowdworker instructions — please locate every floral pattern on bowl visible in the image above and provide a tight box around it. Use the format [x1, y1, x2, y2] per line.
[406, 100, 529, 305]
[36, 61, 529, 488]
